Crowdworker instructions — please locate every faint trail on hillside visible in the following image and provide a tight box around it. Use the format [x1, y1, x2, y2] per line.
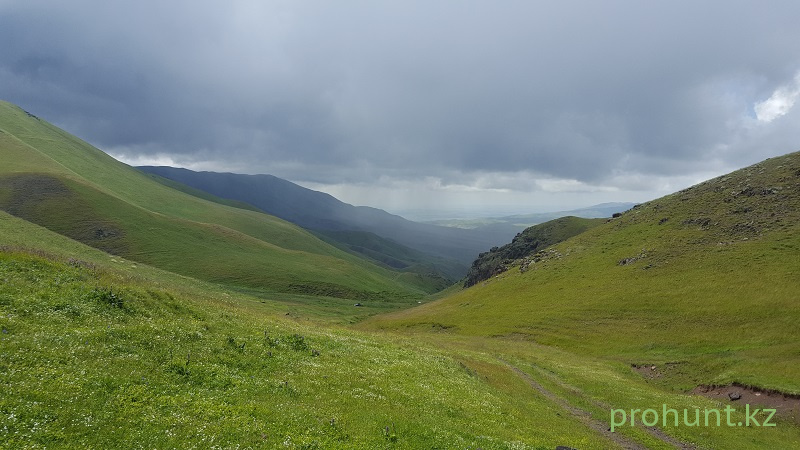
[500, 359, 696, 449]
[523, 361, 697, 449]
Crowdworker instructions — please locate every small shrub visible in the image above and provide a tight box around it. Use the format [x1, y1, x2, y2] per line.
[286, 334, 308, 351]
[167, 363, 190, 377]
[88, 287, 124, 308]
[383, 425, 397, 443]
[264, 332, 277, 347]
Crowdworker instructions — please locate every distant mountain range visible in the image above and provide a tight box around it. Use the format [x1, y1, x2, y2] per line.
[138, 166, 633, 279]
[424, 202, 636, 236]
[137, 167, 502, 268]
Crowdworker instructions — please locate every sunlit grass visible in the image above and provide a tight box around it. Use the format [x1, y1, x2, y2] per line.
[0, 245, 612, 448]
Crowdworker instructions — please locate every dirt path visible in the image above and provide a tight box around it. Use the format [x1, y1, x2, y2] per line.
[500, 359, 696, 449]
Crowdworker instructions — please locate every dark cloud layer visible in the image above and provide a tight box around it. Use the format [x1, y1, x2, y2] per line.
[2, 1, 800, 211]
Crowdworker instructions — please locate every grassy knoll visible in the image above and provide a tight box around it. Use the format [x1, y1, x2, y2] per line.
[365, 152, 800, 388]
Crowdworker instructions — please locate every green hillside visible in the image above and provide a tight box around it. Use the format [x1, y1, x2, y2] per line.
[363, 152, 800, 446]
[0, 101, 426, 300]
[141, 168, 470, 285]
[1, 212, 619, 448]
[367, 152, 800, 387]
[136, 165, 503, 266]
[464, 216, 605, 287]
[141, 171, 265, 213]
[313, 229, 463, 290]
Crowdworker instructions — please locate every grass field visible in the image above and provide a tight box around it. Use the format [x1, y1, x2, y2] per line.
[0, 214, 617, 449]
[3, 227, 797, 448]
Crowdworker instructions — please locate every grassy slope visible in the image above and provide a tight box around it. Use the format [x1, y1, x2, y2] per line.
[136, 165, 501, 266]
[4, 98, 799, 447]
[0, 101, 425, 300]
[3, 219, 798, 449]
[313, 230, 463, 287]
[362, 152, 800, 447]
[366, 152, 800, 389]
[140, 172, 265, 213]
[464, 216, 606, 287]
[0, 212, 615, 449]
[141, 170, 464, 292]
[138, 166, 467, 285]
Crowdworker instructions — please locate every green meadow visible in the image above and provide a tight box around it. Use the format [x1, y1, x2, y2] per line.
[0, 214, 610, 448]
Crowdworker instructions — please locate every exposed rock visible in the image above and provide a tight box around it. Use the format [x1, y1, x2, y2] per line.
[682, 217, 712, 228]
[619, 249, 647, 266]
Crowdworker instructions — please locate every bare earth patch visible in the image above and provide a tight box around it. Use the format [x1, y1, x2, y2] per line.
[630, 362, 686, 380]
[692, 383, 800, 424]
[631, 363, 662, 379]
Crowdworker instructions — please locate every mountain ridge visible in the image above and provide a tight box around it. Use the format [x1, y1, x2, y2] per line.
[137, 165, 504, 266]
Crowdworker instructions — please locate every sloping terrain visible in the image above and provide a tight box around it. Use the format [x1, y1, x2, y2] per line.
[145, 168, 467, 286]
[4, 209, 800, 448]
[0, 212, 616, 448]
[0, 101, 425, 300]
[137, 165, 501, 266]
[464, 216, 606, 287]
[312, 229, 461, 292]
[364, 152, 800, 432]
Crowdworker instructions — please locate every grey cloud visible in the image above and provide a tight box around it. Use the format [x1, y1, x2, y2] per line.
[2, 0, 800, 195]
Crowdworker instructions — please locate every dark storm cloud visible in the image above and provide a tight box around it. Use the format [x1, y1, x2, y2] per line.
[2, 0, 800, 191]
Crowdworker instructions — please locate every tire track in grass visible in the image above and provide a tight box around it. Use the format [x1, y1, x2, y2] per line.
[501, 359, 697, 449]
[524, 362, 697, 449]
[500, 359, 645, 449]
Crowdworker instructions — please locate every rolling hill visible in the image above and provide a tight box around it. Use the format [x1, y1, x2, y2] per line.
[141, 170, 468, 287]
[0, 100, 427, 300]
[1, 209, 620, 448]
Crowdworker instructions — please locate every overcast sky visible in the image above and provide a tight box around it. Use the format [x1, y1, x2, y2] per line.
[2, 1, 800, 218]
